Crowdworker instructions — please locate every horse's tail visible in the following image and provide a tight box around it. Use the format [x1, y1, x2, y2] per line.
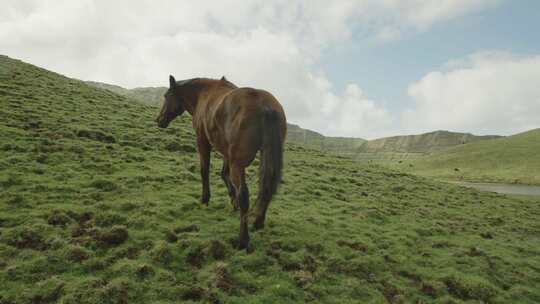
[258, 109, 284, 204]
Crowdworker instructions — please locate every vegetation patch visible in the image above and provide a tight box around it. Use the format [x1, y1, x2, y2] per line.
[206, 239, 227, 260]
[76, 129, 116, 143]
[444, 273, 498, 301]
[89, 179, 119, 192]
[26, 277, 65, 304]
[3, 225, 50, 250]
[47, 210, 72, 227]
[174, 224, 199, 233]
[164, 141, 196, 153]
[95, 226, 129, 247]
[65, 245, 91, 262]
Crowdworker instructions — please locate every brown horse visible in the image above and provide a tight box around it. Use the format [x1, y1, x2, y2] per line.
[156, 75, 286, 250]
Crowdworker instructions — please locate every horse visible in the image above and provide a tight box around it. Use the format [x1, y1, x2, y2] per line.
[156, 75, 286, 250]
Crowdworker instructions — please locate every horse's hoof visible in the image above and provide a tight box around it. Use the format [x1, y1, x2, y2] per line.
[253, 215, 264, 230]
[252, 219, 264, 231]
[237, 236, 251, 251]
[230, 200, 239, 211]
[238, 242, 253, 253]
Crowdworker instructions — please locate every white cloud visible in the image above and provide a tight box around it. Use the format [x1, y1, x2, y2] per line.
[0, 0, 499, 138]
[372, 0, 500, 42]
[381, 0, 499, 29]
[404, 51, 540, 135]
[316, 84, 393, 138]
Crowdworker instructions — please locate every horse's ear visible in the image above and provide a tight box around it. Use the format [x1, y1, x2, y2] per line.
[220, 76, 227, 81]
[169, 75, 176, 89]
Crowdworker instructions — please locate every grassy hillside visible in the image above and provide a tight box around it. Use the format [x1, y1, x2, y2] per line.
[86, 81, 165, 106]
[286, 124, 365, 155]
[85, 81, 132, 97]
[2, 55, 540, 303]
[86, 82, 367, 155]
[395, 129, 540, 185]
[357, 131, 501, 159]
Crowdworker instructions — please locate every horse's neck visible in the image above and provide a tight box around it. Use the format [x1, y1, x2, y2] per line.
[182, 83, 207, 115]
[189, 81, 234, 113]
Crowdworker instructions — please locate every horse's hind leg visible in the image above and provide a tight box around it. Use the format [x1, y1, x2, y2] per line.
[229, 163, 250, 250]
[220, 161, 237, 210]
[253, 193, 270, 230]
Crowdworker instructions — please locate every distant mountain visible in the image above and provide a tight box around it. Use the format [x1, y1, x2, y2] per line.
[86, 81, 367, 153]
[287, 124, 366, 154]
[358, 130, 502, 154]
[85, 81, 131, 95]
[86, 81, 166, 106]
[286, 123, 324, 145]
[401, 128, 540, 185]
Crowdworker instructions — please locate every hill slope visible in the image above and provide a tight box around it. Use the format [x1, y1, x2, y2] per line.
[86, 81, 367, 154]
[286, 124, 366, 155]
[2, 55, 540, 303]
[86, 81, 165, 106]
[398, 129, 540, 185]
[358, 130, 501, 154]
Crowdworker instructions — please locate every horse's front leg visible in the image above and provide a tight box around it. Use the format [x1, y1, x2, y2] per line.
[197, 136, 211, 205]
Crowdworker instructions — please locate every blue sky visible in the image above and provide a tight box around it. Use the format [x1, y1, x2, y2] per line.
[1, 1, 539, 139]
[321, 0, 540, 123]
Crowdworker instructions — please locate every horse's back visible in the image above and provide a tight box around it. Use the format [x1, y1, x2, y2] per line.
[223, 87, 283, 114]
[218, 87, 284, 127]
[212, 87, 286, 163]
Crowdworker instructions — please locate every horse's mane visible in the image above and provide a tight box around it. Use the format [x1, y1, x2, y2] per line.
[176, 78, 198, 86]
[221, 78, 238, 89]
[176, 77, 238, 89]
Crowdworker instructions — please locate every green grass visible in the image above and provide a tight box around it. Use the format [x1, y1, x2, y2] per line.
[1, 54, 540, 303]
[390, 129, 540, 185]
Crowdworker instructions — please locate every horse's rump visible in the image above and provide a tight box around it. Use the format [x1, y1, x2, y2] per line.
[207, 88, 286, 159]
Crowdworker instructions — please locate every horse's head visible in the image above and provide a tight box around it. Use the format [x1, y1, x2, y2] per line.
[156, 75, 185, 128]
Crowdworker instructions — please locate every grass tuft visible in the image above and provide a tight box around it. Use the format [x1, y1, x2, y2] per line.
[95, 226, 129, 247]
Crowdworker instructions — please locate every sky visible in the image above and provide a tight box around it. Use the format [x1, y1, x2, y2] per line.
[1, 0, 539, 139]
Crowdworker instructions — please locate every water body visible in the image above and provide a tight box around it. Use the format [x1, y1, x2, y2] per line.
[452, 182, 540, 196]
